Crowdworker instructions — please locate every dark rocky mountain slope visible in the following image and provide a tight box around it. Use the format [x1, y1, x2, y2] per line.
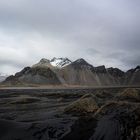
[3, 66, 61, 85]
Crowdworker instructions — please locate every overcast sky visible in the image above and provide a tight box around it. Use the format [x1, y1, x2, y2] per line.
[0, 0, 140, 74]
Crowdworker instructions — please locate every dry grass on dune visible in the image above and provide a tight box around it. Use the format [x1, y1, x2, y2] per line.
[116, 88, 140, 102]
[64, 94, 99, 115]
[94, 101, 140, 118]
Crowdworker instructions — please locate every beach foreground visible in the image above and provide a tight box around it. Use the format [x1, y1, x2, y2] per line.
[0, 87, 139, 140]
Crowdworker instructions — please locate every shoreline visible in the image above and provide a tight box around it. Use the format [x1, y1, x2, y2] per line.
[0, 85, 140, 90]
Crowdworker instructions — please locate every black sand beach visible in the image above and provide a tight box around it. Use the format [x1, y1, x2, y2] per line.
[0, 87, 139, 140]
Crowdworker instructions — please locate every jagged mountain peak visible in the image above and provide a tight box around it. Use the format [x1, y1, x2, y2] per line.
[69, 58, 93, 70]
[72, 58, 91, 66]
[32, 58, 52, 68]
[33, 57, 72, 69]
[94, 65, 106, 73]
[39, 58, 50, 64]
[95, 65, 106, 69]
[74, 58, 87, 63]
[50, 57, 72, 68]
[107, 67, 124, 72]
[50, 57, 70, 62]
[107, 67, 125, 77]
[127, 65, 140, 73]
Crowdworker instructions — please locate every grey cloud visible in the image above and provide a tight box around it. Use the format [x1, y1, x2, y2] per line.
[86, 48, 100, 56]
[0, 0, 139, 74]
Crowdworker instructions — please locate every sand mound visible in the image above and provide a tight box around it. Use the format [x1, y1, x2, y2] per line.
[64, 94, 99, 115]
[117, 88, 140, 102]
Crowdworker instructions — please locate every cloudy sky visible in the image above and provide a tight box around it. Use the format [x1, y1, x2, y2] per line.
[0, 0, 140, 74]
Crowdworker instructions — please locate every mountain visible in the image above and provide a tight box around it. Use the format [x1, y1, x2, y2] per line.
[2, 58, 140, 86]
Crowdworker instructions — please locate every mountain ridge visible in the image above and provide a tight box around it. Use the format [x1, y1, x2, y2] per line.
[2, 57, 140, 86]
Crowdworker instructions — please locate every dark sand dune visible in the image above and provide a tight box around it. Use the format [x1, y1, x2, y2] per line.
[0, 119, 35, 140]
[0, 117, 75, 140]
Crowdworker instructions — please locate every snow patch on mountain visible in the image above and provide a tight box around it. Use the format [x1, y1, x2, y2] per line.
[50, 57, 72, 68]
